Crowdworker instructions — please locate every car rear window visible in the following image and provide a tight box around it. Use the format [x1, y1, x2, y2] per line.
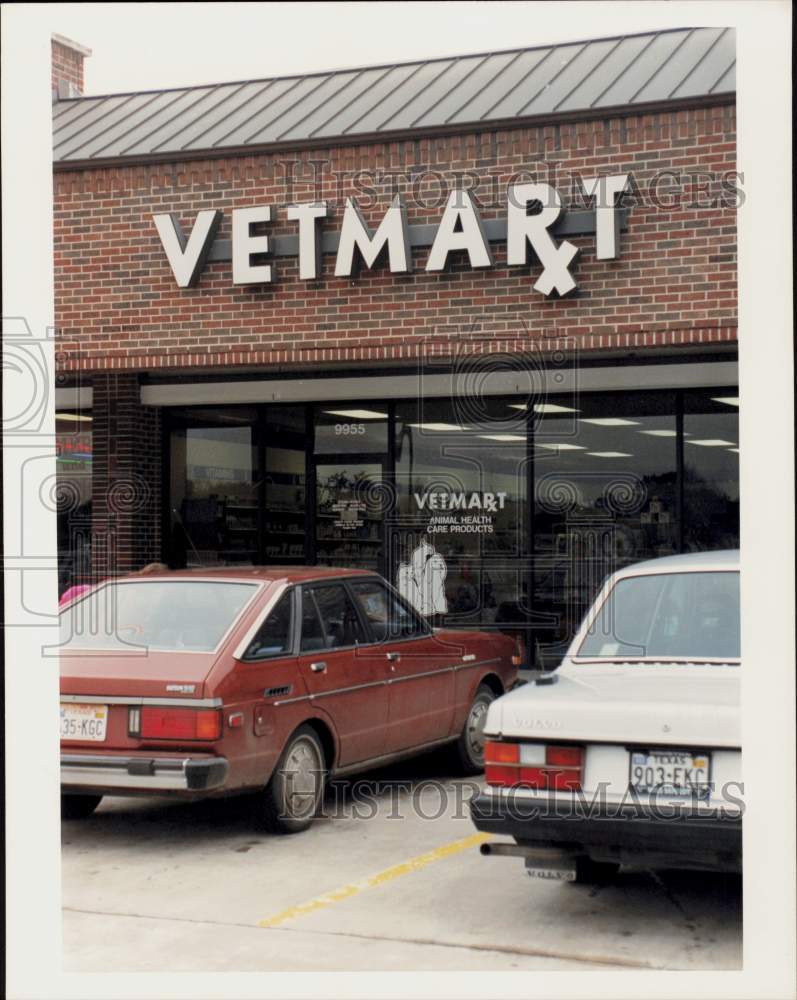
[59, 580, 258, 653]
[578, 570, 740, 660]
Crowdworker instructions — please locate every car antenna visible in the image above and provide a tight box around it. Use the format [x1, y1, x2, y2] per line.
[171, 506, 206, 566]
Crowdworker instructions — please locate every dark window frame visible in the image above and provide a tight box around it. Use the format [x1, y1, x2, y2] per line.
[240, 587, 296, 662]
[298, 579, 373, 654]
[346, 575, 432, 645]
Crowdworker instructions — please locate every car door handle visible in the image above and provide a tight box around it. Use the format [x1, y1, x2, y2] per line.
[310, 661, 327, 673]
[386, 651, 401, 662]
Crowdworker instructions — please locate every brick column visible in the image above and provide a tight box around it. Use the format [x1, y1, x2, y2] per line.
[90, 374, 162, 579]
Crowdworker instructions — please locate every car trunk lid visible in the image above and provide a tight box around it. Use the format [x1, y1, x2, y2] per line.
[490, 662, 740, 748]
[60, 649, 219, 700]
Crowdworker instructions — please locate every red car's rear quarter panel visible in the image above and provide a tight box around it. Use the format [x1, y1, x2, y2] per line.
[435, 629, 518, 737]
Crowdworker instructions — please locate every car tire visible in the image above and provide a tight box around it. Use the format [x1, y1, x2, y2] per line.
[573, 856, 620, 884]
[61, 794, 102, 820]
[259, 725, 326, 834]
[454, 684, 496, 775]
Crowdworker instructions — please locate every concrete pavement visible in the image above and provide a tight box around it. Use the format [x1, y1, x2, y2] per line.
[62, 749, 742, 972]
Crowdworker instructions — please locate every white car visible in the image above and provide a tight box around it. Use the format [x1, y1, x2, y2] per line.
[471, 550, 742, 882]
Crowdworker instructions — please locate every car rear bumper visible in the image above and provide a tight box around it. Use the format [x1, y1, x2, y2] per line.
[470, 789, 742, 866]
[61, 753, 229, 793]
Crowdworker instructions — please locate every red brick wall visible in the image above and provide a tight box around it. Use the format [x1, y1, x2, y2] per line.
[54, 104, 737, 376]
[89, 374, 162, 576]
[52, 39, 85, 95]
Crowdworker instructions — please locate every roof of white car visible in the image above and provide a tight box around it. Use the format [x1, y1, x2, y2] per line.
[615, 549, 739, 578]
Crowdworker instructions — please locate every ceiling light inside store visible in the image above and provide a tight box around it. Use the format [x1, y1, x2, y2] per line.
[324, 409, 388, 420]
[536, 443, 587, 451]
[478, 434, 527, 442]
[728, 448, 740, 453]
[711, 397, 739, 406]
[587, 451, 632, 458]
[685, 439, 736, 447]
[509, 403, 580, 414]
[56, 412, 92, 422]
[408, 422, 468, 432]
[639, 429, 677, 437]
[580, 418, 641, 427]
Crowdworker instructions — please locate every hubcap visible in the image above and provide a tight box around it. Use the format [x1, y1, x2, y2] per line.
[466, 698, 490, 763]
[282, 737, 322, 818]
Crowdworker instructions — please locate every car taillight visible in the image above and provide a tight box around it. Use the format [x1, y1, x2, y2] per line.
[136, 706, 222, 741]
[484, 741, 583, 791]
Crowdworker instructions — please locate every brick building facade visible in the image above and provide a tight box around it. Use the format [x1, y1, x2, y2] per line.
[52, 30, 740, 663]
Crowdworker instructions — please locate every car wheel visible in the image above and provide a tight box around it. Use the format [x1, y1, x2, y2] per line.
[61, 794, 102, 820]
[260, 725, 326, 834]
[573, 856, 620, 884]
[455, 684, 496, 775]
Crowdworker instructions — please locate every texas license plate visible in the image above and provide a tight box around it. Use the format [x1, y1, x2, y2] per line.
[629, 749, 711, 799]
[60, 703, 108, 742]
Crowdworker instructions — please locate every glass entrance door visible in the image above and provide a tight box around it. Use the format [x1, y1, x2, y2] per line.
[168, 408, 259, 568]
[314, 461, 386, 572]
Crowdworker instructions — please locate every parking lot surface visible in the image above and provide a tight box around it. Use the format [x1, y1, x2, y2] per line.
[62, 750, 742, 972]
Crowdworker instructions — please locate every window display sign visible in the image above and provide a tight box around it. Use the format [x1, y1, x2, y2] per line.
[415, 490, 508, 535]
[332, 498, 366, 531]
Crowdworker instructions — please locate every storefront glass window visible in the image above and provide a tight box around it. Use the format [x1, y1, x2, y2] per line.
[314, 404, 388, 454]
[160, 380, 739, 662]
[683, 389, 739, 552]
[56, 411, 93, 593]
[393, 397, 527, 630]
[169, 408, 259, 568]
[264, 407, 306, 563]
[532, 391, 678, 664]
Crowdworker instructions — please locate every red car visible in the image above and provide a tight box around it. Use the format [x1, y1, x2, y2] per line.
[60, 568, 520, 832]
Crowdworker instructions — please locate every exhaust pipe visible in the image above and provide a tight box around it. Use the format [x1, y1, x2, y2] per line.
[480, 840, 578, 880]
[480, 842, 537, 858]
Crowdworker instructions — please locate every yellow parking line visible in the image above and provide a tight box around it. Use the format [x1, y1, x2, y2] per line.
[258, 832, 494, 929]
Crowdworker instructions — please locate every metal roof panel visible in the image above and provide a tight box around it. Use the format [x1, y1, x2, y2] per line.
[55, 92, 160, 158]
[445, 47, 551, 122]
[68, 88, 205, 160]
[671, 27, 735, 97]
[52, 28, 736, 164]
[519, 37, 622, 115]
[354, 59, 458, 133]
[118, 85, 229, 156]
[411, 50, 519, 126]
[382, 55, 486, 130]
[279, 65, 396, 140]
[185, 78, 306, 149]
[156, 81, 276, 152]
[313, 62, 425, 137]
[486, 43, 585, 119]
[709, 60, 736, 94]
[633, 27, 727, 103]
[554, 33, 655, 112]
[215, 74, 334, 147]
[591, 29, 692, 107]
[255, 69, 370, 143]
